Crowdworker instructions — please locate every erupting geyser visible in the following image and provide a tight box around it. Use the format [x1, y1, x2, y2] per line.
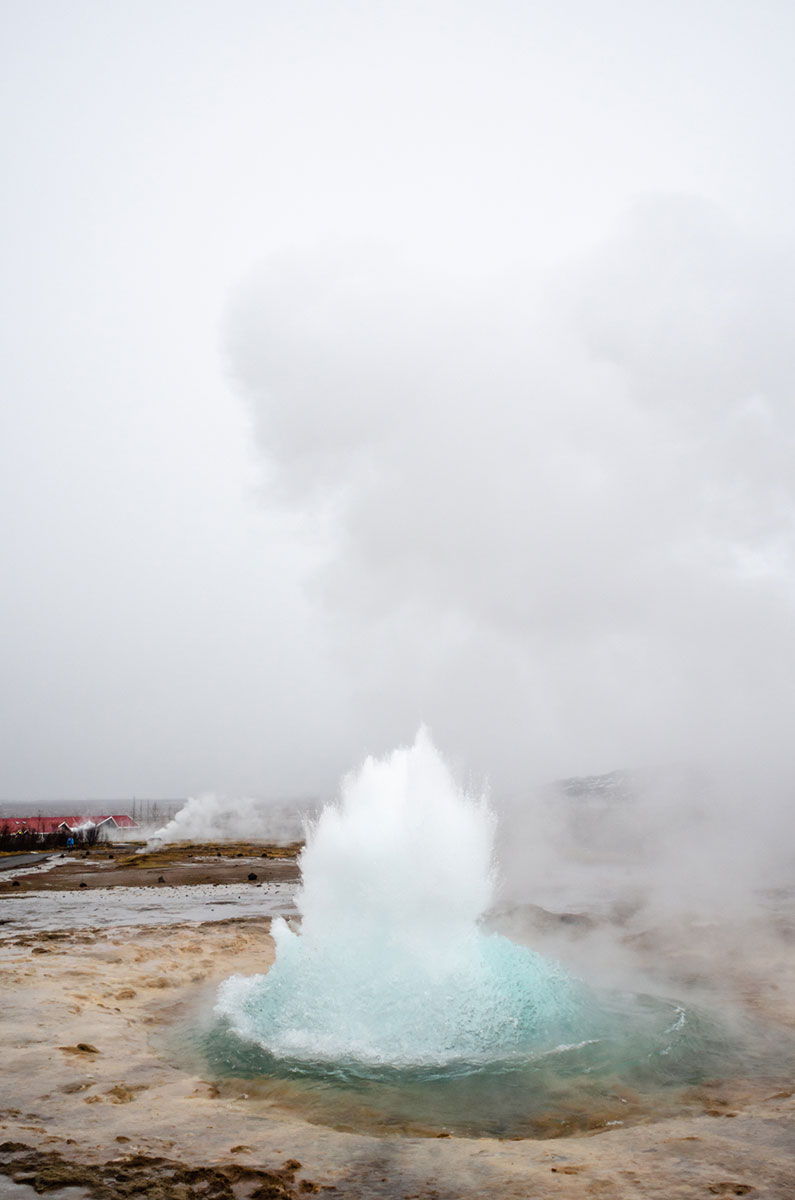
[205, 734, 783, 1139]
[215, 731, 586, 1067]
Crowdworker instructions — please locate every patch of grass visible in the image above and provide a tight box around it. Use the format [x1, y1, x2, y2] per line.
[114, 841, 304, 868]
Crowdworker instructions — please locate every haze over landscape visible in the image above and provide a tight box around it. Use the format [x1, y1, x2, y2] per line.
[3, 14, 795, 1195]
[2, 2, 794, 865]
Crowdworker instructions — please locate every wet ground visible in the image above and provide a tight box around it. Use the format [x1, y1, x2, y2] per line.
[0, 855, 53, 873]
[0, 844, 793, 1198]
[0, 842, 302, 893]
[0, 879, 299, 934]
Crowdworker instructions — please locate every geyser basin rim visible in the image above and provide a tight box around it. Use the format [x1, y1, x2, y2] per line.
[197, 984, 768, 1141]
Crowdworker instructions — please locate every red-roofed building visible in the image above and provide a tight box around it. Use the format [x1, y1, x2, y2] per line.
[0, 814, 139, 838]
[3, 817, 75, 835]
[94, 815, 139, 830]
[1, 818, 42, 835]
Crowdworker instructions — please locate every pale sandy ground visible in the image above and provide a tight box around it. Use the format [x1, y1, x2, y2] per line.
[1, 895, 794, 1200]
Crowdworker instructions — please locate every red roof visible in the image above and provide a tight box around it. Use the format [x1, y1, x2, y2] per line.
[2, 817, 75, 834]
[1, 814, 139, 834]
[1, 818, 42, 834]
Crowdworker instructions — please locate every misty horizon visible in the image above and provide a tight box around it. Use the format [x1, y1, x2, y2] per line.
[1, 0, 794, 918]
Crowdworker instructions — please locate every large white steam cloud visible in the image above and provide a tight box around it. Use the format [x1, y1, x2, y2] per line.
[227, 197, 795, 902]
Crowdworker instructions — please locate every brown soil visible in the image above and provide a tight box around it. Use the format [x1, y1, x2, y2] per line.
[0, 842, 303, 892]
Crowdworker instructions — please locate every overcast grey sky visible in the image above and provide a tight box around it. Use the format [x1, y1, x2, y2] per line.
[2, 1, 795, 801]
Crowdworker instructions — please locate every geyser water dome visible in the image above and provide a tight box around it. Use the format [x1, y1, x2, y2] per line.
[205, 733, 783, 1138]
[215, 730, 587, 1067]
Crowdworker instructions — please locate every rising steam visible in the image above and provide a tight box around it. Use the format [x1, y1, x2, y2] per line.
[228, 197, 795, 905]
[152, 793, 310, 845]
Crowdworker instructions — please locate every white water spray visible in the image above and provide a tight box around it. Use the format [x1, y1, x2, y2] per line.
[216, 731, 584, 1067]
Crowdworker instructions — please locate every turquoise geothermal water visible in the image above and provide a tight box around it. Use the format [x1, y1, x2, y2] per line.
[202, 986, 737, 1138]
[215, 731, 591, 1066]
[216, 926, 588, 1066]
[208, 733, 782, 1136]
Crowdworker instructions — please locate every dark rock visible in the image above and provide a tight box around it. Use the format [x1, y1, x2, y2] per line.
[157, 875, 165, 883]
[0, 1145, 312, 1199]
[248, 872, 258, 881]
[79, 881, 87, 888]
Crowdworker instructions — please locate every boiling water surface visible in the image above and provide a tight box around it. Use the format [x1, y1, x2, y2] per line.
[202, 737, 793, 1137]
[177, 984, 788, 1139]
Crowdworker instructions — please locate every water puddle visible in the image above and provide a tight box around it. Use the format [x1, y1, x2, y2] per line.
[0, 881, 299, 935]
